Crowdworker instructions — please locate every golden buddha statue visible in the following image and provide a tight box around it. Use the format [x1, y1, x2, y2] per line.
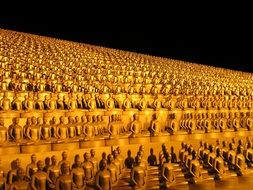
[189, 150, 202, 184]
[71, 155, 86, 189]
[57, 94, 64, 110]
[167, 113, 179, 135]
[58, 152, 70, 169]
[95, 159, 112, 190]
[0, 118, 8, 144]
[82, 152, 94, 184]
[246, 112, 253, 130]
[26, 116, 41, 143]
[6, 159, 22, 185]
[233, 112, 241, 131]
[83, 115, 94, 141]
[214, 148, 227, 180]
[92, 115, 99, 136]
[228, 143, 236, 170]
[10, 168, 30, 190]
[48, 155, 60, 185]
[0, 92, 11, 111]
[22, 94, 35, 111]
[56, 116, 69, 142]
[90, 149, 99, 174]
[150, 114, 161, 136]
[55, 163, 72, 190]
[51, 117, 58, 138]
[75, 116, 83, 138]
[130, 156, 147, 189]
[26, 154, 38, 181]
[221, 140, 229, 162]
[198, 140, 205, 162]
[116, 147, 125, 169]
[107, 154, 118, 185]
[8, 117, 23, 143]
[105, 93, 116, 110]
[108, 115, 119, 139]
[235, 145, 247, 176]
[68, 93, 78, 110]
[87, 93, 97, 110]
[129, 114, 142, 138]
[35, 93, 45, 110]
[11, 94, 22, 111]
[161, 152, 176, 189]
[245, 142, 253, 167]
[41, 117, 51, 141]
[122, 94, 132, 110]
[112, 149, 122, 176]
[31, 160, 53, 190]
[67, 116, 76, 139]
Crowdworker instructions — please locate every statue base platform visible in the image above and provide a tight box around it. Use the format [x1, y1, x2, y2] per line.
[237, 129, 250, 137]
[150, 134, 170, 143]
[0, 111, 20, 118]
[223, 131, 236, 138]
[189, 180, 215, 190]
[171, 133, 189, 141]
[80, 139, 105, 148]
[20, 143, 51, 153]
[237, 172, 253, 184]
[65, 109, 87, 117]
[105, 138, 129, 146]
[215, 175, 238, 188]
[52, 141, 79, 151]
[0, 144, 20, 155]
[191, 133, 205, 140]
[129, 136, 150, 144]
[44, 110, 67, 123]
[20, 110, 45, 118]
[205, 132, 221, 139]
[105, 109, 123, 119]
[85, 109, 106, 116]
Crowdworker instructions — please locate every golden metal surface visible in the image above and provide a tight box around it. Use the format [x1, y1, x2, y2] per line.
[1, 29, 253, 189]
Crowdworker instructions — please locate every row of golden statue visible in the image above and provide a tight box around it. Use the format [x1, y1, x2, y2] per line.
[1, 110, 253, 144]
[1, 29, 253, 189]
[0, 137, 253, 190]
[1, 91, 253, 111]
[1, 29, 253, 99]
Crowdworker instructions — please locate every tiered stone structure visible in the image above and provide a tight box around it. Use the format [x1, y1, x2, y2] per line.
[0, 29, 253, 189]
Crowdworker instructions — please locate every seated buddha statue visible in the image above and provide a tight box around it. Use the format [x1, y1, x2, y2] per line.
[31, 160, 53, 190]
[41, 117, 51, 141]
[8, 118, 23, 143]
[9, 167, 30, 190]
[0, 92, 11, 111]
[11, 95, 22, 111]
[55, 163, 72, 190]
[189, 150, 202, 184]
[26, 116, 41, 143]
[0, 119, 8, 144]
[235, 145, 248, 176]
[150, 114, 161, 136]
[167, 113, 179, 135]
[129, 114, 142, 138]
[108, 115, 119, 139]
[56, 116, 69, 142]
[48, 155, 60, 185]
[95, 159, 112, 190]
[161, 152, 176, 189]
[130, 156, 147, 189]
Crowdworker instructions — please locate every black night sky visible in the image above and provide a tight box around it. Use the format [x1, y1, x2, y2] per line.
[0, 4, 252, 73]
